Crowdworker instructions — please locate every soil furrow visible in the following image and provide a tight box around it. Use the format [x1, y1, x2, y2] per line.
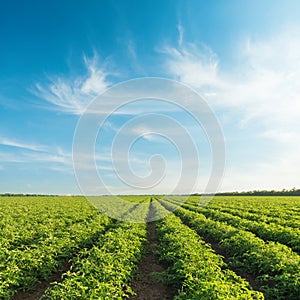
[130, 204, 175, 300]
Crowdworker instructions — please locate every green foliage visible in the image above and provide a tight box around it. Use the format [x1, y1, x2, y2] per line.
[153, 200, 264, 299]
[44, 223, 147, 299]
[161, 199, 300, 300]
[1, 195, 300, 299]
[0, 196, 111, 298]
[177, 202, 300, 253]
[43, 201, 149, 299]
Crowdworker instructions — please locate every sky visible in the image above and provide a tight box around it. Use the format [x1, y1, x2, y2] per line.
[1, 0, 300, 194]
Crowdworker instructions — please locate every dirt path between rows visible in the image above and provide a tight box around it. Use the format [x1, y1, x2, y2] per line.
[12, 260, 71, 300]
[130, 220, 176, 300]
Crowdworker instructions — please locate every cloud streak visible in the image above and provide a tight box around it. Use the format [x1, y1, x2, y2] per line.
[164, 28, 300, 129]
[177, 23, 184, 47]
[163, 27, 300, 190]
[33, 54, 111, 115]
[0, 136, 73, 173]
[163, 43, 220, 88]
[0, 137, 48, 152]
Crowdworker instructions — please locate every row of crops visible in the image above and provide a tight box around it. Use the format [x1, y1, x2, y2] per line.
[0, 195, 299, 299]
[165, 197, 300, 253]
[159, 197, 300, 299]
[153, 200, 264, 299]
[44, 202, 149, 299]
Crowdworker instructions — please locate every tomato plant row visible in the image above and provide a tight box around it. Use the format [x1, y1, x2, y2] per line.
[152, 200, 264, 299]
[43, 200, 150, 299]
[160, 199, 300, 299]
[169, 198, 300, 253]
[204, 205, 300, 229]
[184, 196, 300, 228]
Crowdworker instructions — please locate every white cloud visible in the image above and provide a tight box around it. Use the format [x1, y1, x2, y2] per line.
[164, 30, 300, 128]
[33, 54, 111, 115]
[81, 55, 109, 95]
[24, 151, 71, 165]
[127, 40, 137, 61]
[0, 137, 48, 152]
[261, 130, 297, 143]
[0, 150, 71, 165]
[0, 137, 73, 173]
[177, 24, 184, 47]
[163, 43, 220, 88]
[164, 28, 300, 191]
[131, 125, 154, 138]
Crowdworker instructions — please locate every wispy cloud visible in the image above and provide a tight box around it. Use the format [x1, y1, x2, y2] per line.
[0, 136, 73, 173]
[0, 150, 73, 173]
[33, 54, 111, 115]
[125, 39, 146, 75]
[163, 27, 300, 190]
[164, 27, 300, 133]
[261, 130, 297, 143]
[177, 23, 184, 47]
[127, 40, 137, 61]
[162, 42, 220, 88]
[0, 137, 48, 152]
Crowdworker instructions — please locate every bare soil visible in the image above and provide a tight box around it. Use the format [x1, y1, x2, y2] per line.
[130, 221, 176, 300]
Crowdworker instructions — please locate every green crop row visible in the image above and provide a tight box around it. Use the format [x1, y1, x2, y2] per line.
[199, 207, 300, 253]
[0, 197, 98, 250]
[205, 205, 300, 229]
[160, 199, 300, 300]
[187, 196, 300, 212]
[0, 213, 111, 299]
[183, 196, 300, 228]
[43, 223, 146, 299]
[43, 201, 150, 299]
[88, 195, 149, 220]
[168, 198, 300, 253]
[0, 195, 153, 299]
[152, 200, 264, 299]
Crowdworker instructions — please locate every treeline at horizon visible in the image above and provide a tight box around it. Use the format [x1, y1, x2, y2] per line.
[192, 188, 300, 196]
[1, 188, 300, 197]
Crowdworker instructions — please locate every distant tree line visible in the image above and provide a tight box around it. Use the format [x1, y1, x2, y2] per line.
[0, 193, 57, 197]
[1, 188, 300, 197]
[192, 188, 300, 196]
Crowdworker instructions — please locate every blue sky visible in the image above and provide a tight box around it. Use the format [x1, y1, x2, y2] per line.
[1, 0, 300, 194]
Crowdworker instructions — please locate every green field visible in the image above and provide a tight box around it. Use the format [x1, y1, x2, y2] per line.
[0, 195, 299, 299]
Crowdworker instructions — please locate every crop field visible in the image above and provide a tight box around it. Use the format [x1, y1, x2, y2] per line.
[0, 196, 300, 299]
